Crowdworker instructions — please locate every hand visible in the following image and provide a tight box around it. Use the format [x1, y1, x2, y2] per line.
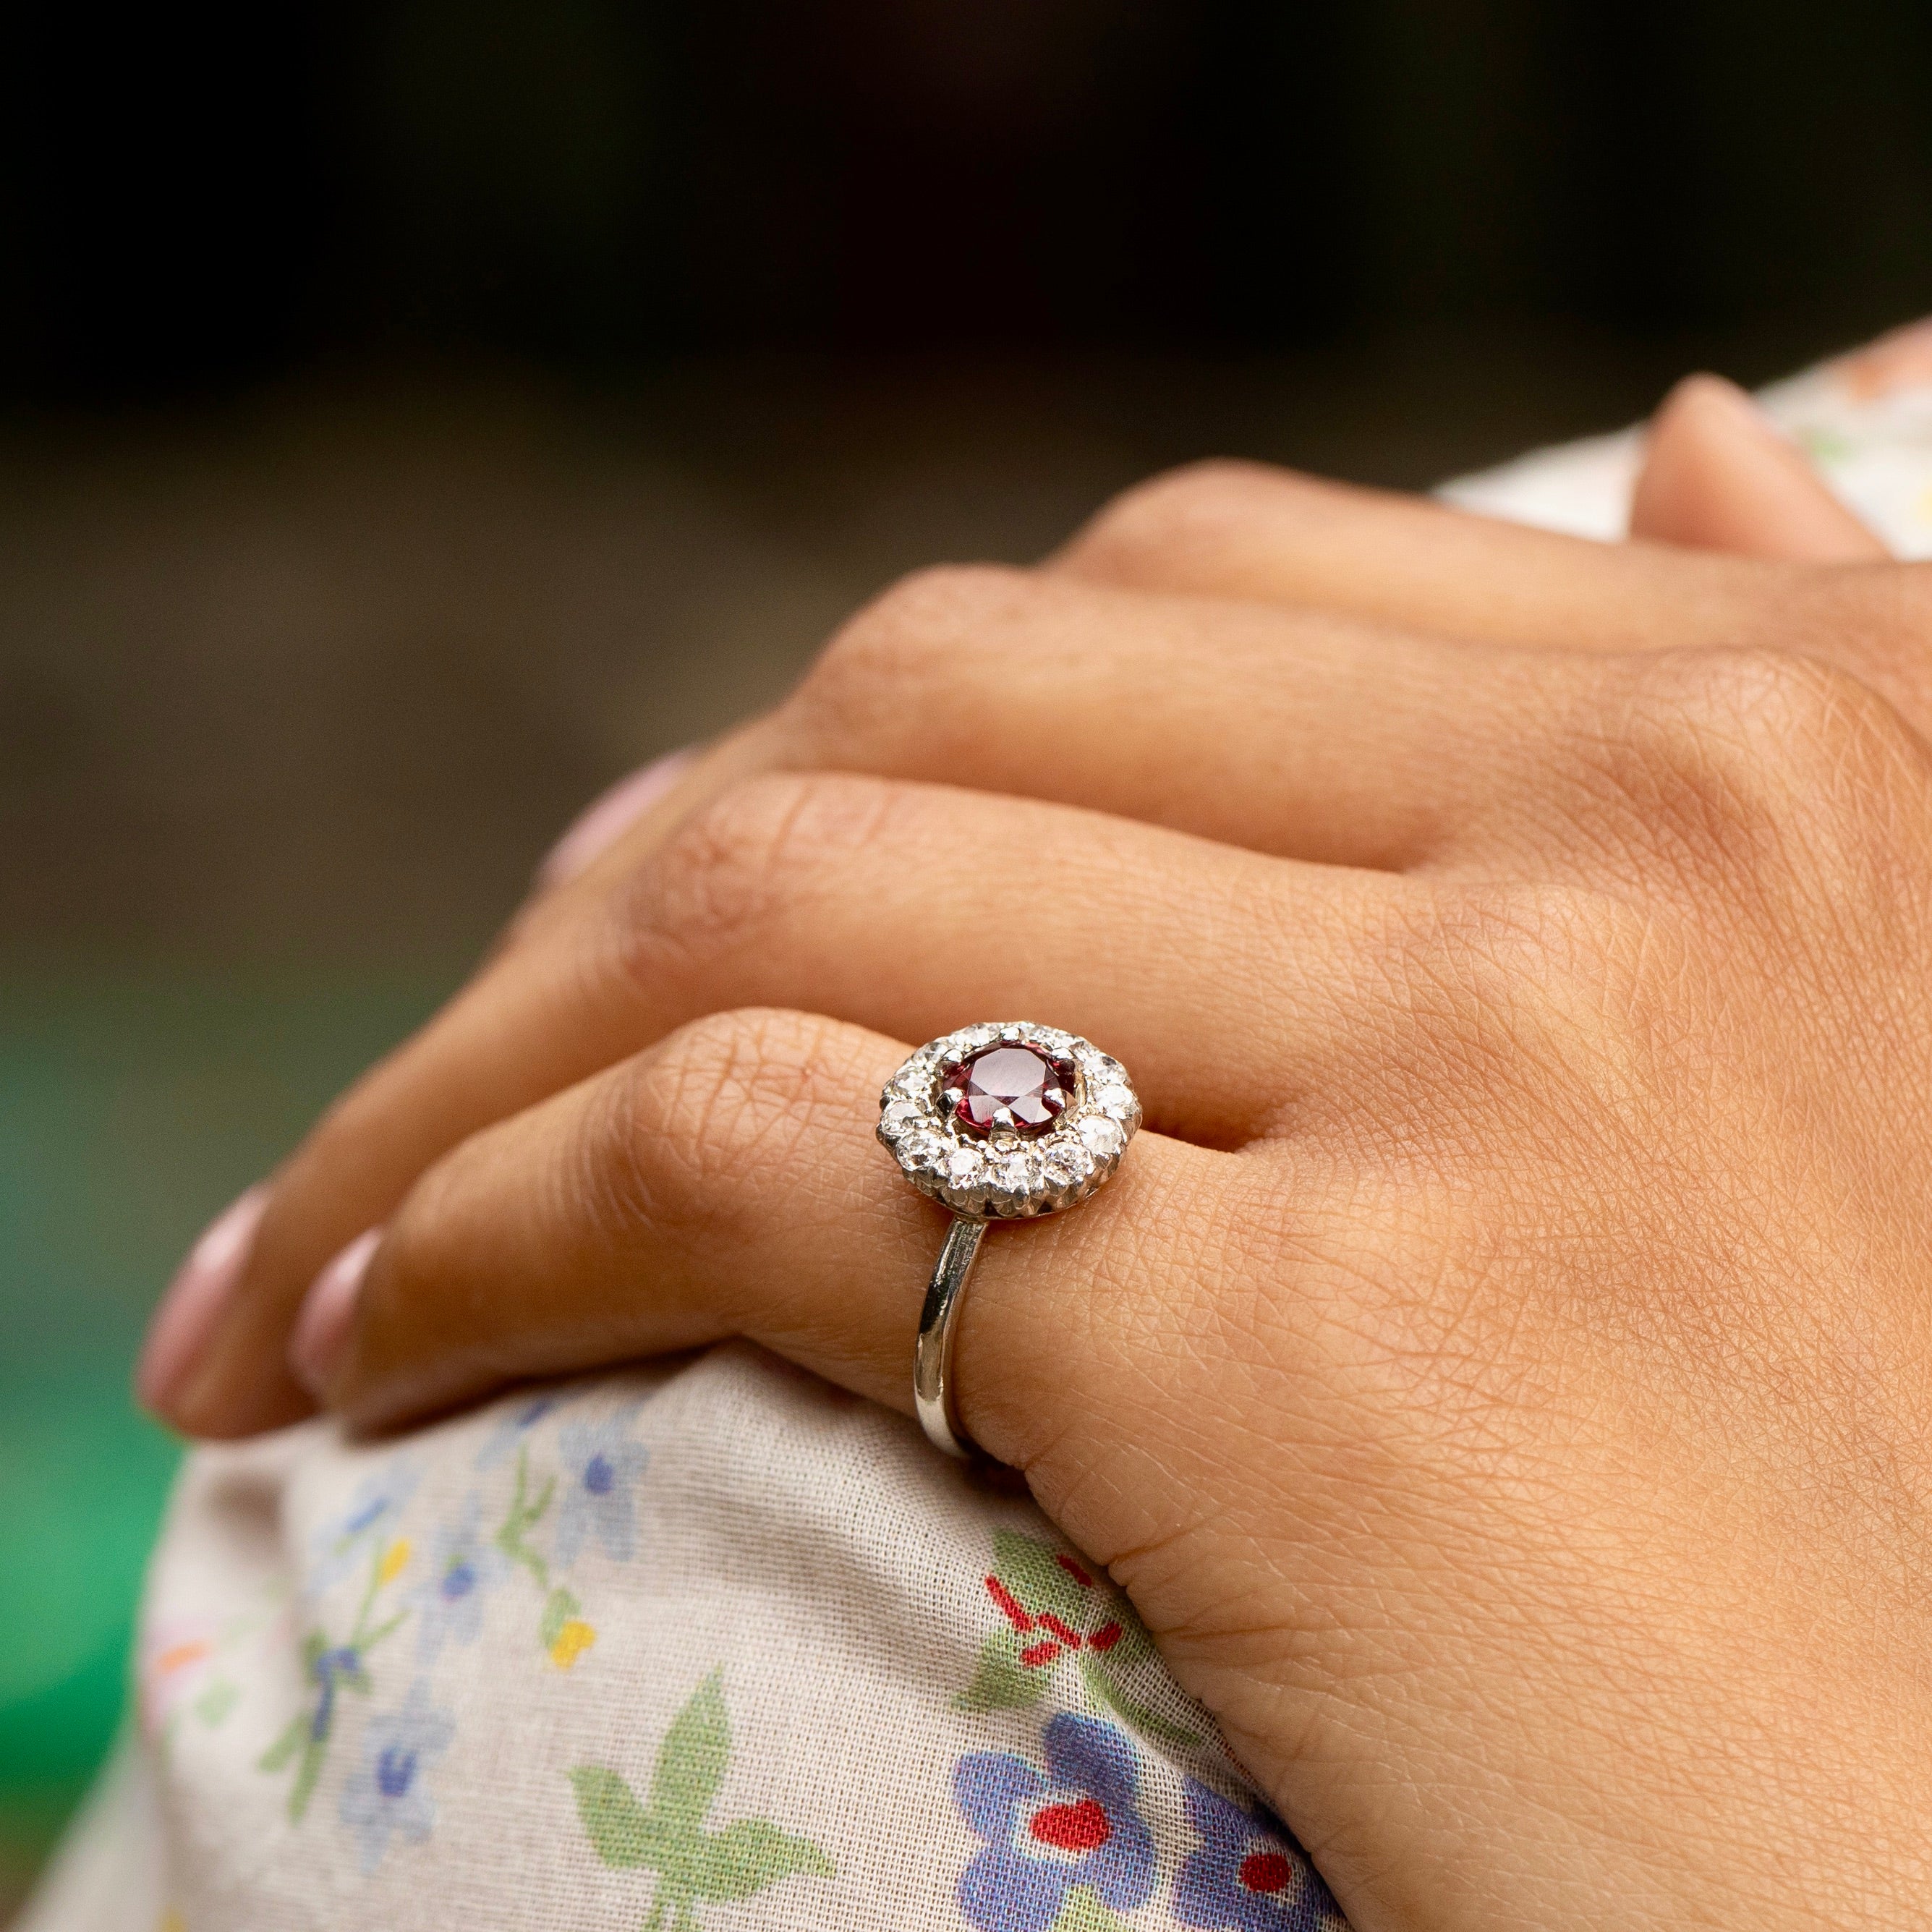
[142, 372, 1928, 1927]
[138, 370, 1886, 1439]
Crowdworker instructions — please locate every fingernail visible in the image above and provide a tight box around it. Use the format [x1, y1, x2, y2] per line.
[289, 1227, 382, 1397]
[137, 1186, 271, 1414]
[537, 749, 697, 890]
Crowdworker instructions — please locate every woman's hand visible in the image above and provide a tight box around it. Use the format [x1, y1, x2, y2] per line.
[140, 372, 1889, 1442]
[138, 373, 1932, 1926]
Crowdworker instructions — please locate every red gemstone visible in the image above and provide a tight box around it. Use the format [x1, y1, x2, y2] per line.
[1238, 1850, 1293, 1894]
[942, 1043, 1074, 1137]
[1029, 1797, 1112, 1852]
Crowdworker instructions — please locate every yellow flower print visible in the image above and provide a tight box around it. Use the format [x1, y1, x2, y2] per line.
[378, 1538, 412, 1586]
[550, 1618, 597, 1669]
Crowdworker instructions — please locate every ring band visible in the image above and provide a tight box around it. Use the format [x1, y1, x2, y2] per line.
[914, 1217, 987, 1460]
[878, 1023, 1142, 1461]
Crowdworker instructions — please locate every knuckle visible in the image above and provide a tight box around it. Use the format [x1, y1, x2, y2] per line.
[1061, 458, 1285, 574]
[1400, 881, 1677, 1093]
[791, 562, 1031, 750]
[626, 1006, 853, 1201]
[1577, 648, 1932, 901]
[1661, 644, 1907, 770]
[605, 770, 892, 985]
[610, 775, 807, 978]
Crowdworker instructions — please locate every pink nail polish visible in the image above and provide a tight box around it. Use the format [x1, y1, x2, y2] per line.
[289, 1227, 382, 1397]
[537, 749, 697, 890]
[137, 1185, 271, 1414]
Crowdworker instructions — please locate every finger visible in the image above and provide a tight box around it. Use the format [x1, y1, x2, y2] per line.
[305, 1008, 1242, 1450]
[1050, 455, 1932, 704]
[1051, 456, 1772, 639]
[164, 773, 1437, 1439]
[748, 564, 1570, 871]
[134, 712, 793, 1429]
[525, 395, 1874, 918]
[1629, 375, 1887, 563]
[158, 562, 1602, 1442]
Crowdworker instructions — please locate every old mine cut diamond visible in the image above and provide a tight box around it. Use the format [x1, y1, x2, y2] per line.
[942, 1042, 1076, 1137]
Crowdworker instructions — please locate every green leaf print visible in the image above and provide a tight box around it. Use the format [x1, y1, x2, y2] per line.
[697, 1818, 836, 1899]
[956, 1630, 1044, 1714]
[1052, 1884, 1133, 1932]
[1078, 1652, 1201, 1748]
[965, 1531, 1201, 1748]
[539, 1586, 581, 1651]
[652, 1670, 730, 1826]
[495, 1445, 556, 1588]
[571, 1671, 835, 1931]
[1797, 425, 1855, 463]
[258, 1710, 307, 1775]
[992, 1530, 1091, 1624]
[571, 1766, 668, 1868]
[192, 1677, 239, 1728]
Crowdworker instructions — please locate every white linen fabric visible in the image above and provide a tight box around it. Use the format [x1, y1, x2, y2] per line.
[20, 328, 1932, 1932]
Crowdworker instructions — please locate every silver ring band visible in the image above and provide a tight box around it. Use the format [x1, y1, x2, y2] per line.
[877, 1022, 1141, 1463]
[914, 1217, 987, 1460]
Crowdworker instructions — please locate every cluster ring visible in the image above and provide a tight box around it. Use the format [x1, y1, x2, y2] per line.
[877, 1021, 1141, 1460]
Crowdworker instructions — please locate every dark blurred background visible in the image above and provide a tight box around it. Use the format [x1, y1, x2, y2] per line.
[5, 0, 1931, 1908]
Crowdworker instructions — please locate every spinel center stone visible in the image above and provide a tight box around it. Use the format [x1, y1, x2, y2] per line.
[943, 1043, 1074, 1137]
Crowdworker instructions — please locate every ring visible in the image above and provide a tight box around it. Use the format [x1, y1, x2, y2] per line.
[877, 1022, 1142, 1460]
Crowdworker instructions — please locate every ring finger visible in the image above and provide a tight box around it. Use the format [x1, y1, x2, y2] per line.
[171, 778, 1428, 1436]
[302, 1006, 1251, 1452]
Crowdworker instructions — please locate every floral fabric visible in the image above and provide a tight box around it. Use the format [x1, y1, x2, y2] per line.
[22, 330, 1932, 1932]
[955, 1714, 1157, 1932]
[1171, 1783, 1344, 1932]
[17, 1348, 1262, 1932]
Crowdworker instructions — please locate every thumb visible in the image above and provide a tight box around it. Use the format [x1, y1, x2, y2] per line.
[1628, 373, 1886, 562]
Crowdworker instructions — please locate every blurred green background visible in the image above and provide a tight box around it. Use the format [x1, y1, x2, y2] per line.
[7, 0, 1932, 1914]
[0, 971, 446, 1899]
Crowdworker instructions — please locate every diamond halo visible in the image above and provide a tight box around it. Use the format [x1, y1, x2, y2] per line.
[877, 1021, 1141, 1220]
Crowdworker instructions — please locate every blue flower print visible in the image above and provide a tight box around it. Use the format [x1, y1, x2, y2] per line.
[553, 1411, 649, 1565]
[1173, 1779, 1347, 1931]
[309, 1458, 421, 1593]
[954, 1714, 1156, 1932]
[412, 1494, 506, 1662]
[339, 1680, 456, 1873]
[475, 1385, 583, 1471]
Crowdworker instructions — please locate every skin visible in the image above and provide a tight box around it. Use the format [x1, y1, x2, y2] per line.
[145, 374, 1932, 1927]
